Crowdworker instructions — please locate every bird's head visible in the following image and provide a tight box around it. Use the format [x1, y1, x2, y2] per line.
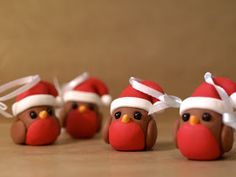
[111, 107, 150, 126]
[68, 101, 98, 114]
[180, 109, 222, 128]
[29, 106, 55, 120]
[16, 106, 57, 128]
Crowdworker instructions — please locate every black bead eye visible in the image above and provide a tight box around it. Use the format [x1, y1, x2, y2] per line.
[88, 104, 95, 111]
[47, 108, 54, 116]
[182, 113, 190, 122]
[72, 102, 78, 110]
[29, 111, 38, 119]
[134, 111, 142, 120]
[202, 113, 212, 121]
[114, 111, 121, 119]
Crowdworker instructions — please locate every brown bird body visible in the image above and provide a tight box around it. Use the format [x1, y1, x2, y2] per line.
[60, 101, 102, 138]
[11, 106, 61, 145]
[174, 108, 234, 160]
[103, 107, 157, 151]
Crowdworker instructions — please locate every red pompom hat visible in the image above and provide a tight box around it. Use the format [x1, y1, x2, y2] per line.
[12, 81, 59, 116]
[180, 72, 236, 115]
[63, 73, 112, 106]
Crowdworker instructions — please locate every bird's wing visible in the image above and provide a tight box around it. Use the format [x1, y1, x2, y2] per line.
[102, 117, 112, 144]
[145, 118, 158, 150]
[173, 119, 180, 148]
[221, 125, 234, 153]
[96, 112, 103, 133]
[10, 120, 26, 145]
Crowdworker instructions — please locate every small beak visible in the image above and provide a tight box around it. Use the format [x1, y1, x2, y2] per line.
[121, 114, 130, 123]
[189, 115, 200, 125]
[78, 105, 87, 113]
[39, 111, 48, 119]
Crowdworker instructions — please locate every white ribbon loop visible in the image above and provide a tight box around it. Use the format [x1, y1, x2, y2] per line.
[62, 72, 89, 93]
[204, 72, 236, 130]
[129, 77, 182, 114]
[53, 77, 64, 107]
[0, 102, 12, 118]
[53, 77, 62, 97]
[0, 75, 40, 118]
[129, 77, 164, 98]
[0, 75, 40, 102]
[161, 94, 182, 108]
[149, 95, 182, 115]
[0, 102, 7, 110]
[148, 102, 169, 114]
[56, 72, 89, 106]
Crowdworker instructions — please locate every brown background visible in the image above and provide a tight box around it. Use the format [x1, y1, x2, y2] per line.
[0, 0, 236, 177]
[0, 0, 236, 98]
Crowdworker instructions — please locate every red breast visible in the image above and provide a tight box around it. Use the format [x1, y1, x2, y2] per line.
[26, 118, 60, 145]
[109, 120, 145, 151]
[66, 110, 98, 139]
[177, 123, 221, 160]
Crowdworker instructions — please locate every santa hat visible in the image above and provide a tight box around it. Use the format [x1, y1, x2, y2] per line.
[12, 80, 59, 116]
[180, 72, 236, 115]
[63, 73, 112, 106]
[110, 77, 181, 114]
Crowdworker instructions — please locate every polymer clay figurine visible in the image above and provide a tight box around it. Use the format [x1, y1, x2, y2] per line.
[103, 77, 181, 151]
[11, 80, 61, 145]
[60, 73, 111, 139]
[174, 72, 236, 160]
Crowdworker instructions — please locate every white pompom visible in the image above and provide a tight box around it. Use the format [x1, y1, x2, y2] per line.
[101, 94, 112, 106]
[223, 112, 236, 130]
[55, 96, 64, 107]
[230, 93, 236, 108]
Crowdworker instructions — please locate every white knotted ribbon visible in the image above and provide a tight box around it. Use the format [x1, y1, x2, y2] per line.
[204, 72, 236, 130]
[129, 77, 182, 115]
[61, 72, 89, 93]
[0, 75, 40, 118]
[53, 72, 90, 106]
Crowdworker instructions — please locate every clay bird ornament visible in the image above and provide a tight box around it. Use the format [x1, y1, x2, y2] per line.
[103, 77, 181, 151]
[10, 80, 61, 146]
[174, 72, 236, 160]
[60, 73, 111, 139]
